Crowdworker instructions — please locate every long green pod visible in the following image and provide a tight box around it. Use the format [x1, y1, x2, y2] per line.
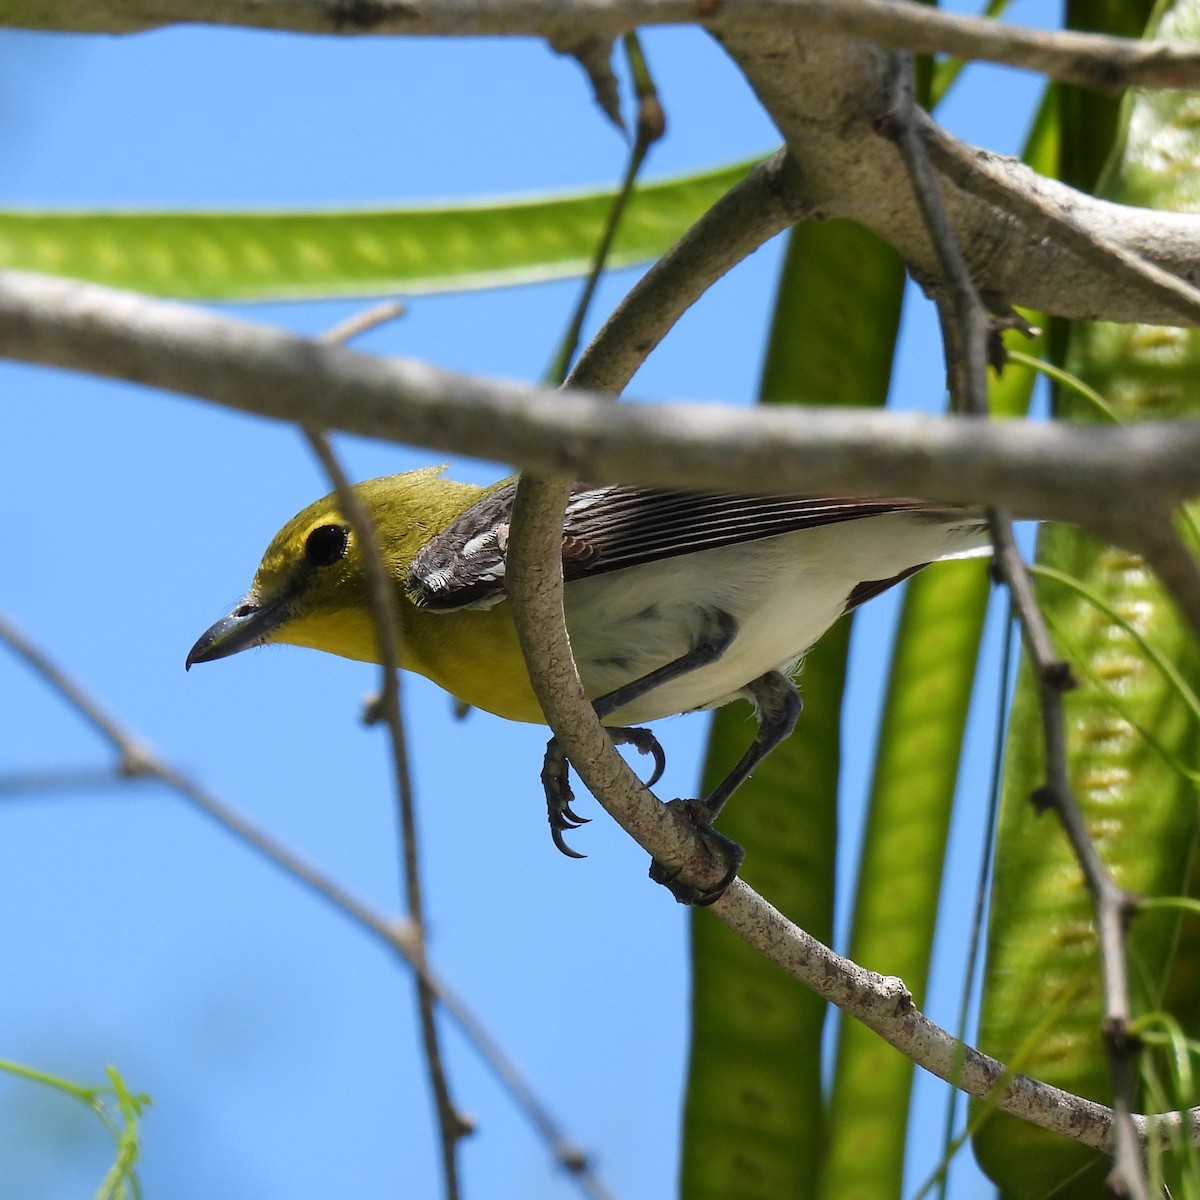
[974, 4, 1200, 1196]
[0, 159, 754, 300]
[818, 382, 1040, 1200]
[815, 88, 1055, 1200]
[680, 219, 905, 1200]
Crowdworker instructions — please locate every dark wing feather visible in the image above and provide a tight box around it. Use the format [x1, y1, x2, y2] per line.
[843, 564, 928, 615]
[407, 480, 963, 612]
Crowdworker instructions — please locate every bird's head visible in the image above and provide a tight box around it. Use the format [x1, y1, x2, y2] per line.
[186, 468, 451, 669]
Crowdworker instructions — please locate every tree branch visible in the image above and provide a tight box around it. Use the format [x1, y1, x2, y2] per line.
[17, 0, 1200, 96]
[0, 611, 615, 1200]
[305, 421, 469, 1200]
[711, 23, 1200, 330]
[16, 8, 1200, 329]
[558, 148, 809, 393]
[919, 116, 1200, 327]
[4, 270, 1200, 530]
[886, 51, 1150, 1195]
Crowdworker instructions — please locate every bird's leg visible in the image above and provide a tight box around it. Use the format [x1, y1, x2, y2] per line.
[701, 669, 802, 821]
[541, 610, 737, 857]
[590, 610, 738, 722]
[649, 670, 801, 905]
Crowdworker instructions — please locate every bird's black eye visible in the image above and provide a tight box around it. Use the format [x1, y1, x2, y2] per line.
[304, 524, 349, 567]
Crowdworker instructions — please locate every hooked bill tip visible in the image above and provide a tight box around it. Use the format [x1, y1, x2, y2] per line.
[185, 598, 271, 672]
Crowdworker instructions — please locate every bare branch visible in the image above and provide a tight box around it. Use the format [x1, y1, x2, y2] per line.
[18, 0, 1200, 95]
[995, 514, 1148, 1200]
[15, 11, 1200, 328]
[490, 519, 1200, 1157]
[305, 420, 468, 1198]
[878, 52, 990, 415]
[887, 49, 1150, 1195]
[713, 879, 1200, 1155]
[920, 117, 1200, 327]
[0, 611, 615, 1200]
[0, 612, 419, 955]
[500, 478, 1190, 1164]
[4, 271, 1200, 530]
[712, 25, 1200, 330]
[0, 766, 138, 797]
[503, 137, 810, 907]
[562, 149, 808, 392]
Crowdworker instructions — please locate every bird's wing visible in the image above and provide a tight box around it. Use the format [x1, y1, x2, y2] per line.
[406, 480, 970, 612]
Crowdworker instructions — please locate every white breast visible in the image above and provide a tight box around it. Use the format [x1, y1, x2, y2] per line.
[563, 511, 987, 724]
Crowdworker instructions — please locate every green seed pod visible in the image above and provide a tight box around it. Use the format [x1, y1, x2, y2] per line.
[974, 4, 1200, 1196]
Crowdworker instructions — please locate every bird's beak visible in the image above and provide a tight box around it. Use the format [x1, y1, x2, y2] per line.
[185, 592, 291, 670]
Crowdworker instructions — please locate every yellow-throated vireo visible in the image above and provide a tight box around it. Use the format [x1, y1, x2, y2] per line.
[187, 468, 987, 901]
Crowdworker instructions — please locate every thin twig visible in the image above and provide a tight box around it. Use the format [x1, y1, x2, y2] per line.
[311, 307, 466, 1198]
[884, 49, 1148, 1200]
[993, 516, 1147, 1200]
[0, 611, 616, 1200]
[568, 149, 808, 393]
[494, 516, 1200, 1155]
[877, 52, 990, 417]
[0, 611, 421, 951]
[505, 144, 810, 891]
[544, 32, 666, 385]
[320, 300, 408, 345]
[0, 767, 147, 797]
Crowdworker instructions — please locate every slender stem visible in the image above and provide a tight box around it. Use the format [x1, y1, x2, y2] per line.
[883, 50, 1149, 1199]
[565, 149, 807, 393]
[996, 516, 1146, 1199]
[311, 308, 465, 1199]
[0, 617, 615, 1198]
[878, 53, 989, 417]
[544, 32, 666, 385]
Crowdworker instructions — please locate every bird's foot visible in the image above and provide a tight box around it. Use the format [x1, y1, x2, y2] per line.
[541, 726, 667, 858]
[607, 725, 667, 788]
[648, 798, 744, 906]
[542, 736, 589, 859]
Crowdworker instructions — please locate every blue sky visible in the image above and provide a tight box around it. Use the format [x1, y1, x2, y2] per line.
[2, 7, 1052, 1198]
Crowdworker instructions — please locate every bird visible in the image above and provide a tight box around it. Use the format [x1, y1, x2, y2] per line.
[187, 467, 989, 901]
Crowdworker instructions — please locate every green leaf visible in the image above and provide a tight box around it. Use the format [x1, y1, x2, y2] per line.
[818, 350, 1044, 1200]
[0, 159, 757, 301]
[0, 1058, 148, 1200]
[975, 6, 1200, 1196]
[680, 219, 906, 1200]
[819, 561, 992, 1200]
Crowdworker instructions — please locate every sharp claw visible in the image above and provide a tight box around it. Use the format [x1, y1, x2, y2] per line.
[543, 735, 591, 857]
[644, 740, 666, 789]
[610, 726, 667, 788]
[560, 802, 591, 828]
[551, 824, 588, 859]
[541, 726, 665, 860]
